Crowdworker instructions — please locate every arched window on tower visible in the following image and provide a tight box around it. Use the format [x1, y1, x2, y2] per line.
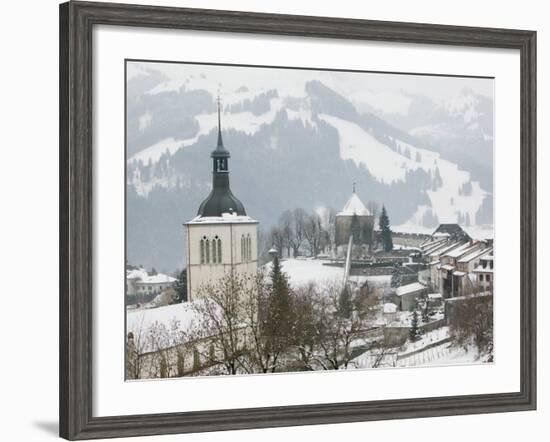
[247, 234, 252, 261]
[200, 237, 206, 264]
[217, 237, 222, 263]
[205, 238, 210, 263]
[241, 234, 245, 262]
[212, 238, 217, 264]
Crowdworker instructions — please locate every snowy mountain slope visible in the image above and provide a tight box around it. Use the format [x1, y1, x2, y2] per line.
[125, 65, 494, 270]
[317, 115, 486, 226]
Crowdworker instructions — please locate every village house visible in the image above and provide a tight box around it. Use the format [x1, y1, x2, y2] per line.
[472, 250, 494, 293]
[126, 267, 176, 297]
[391, 281, 428, 311]
[419, 224, 493, 298]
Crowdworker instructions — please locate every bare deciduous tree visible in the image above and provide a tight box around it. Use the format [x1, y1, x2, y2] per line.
[449, 291, 493, 361]
[303, 213, 323, 257]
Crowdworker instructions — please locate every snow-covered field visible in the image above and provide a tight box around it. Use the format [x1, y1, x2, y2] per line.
[127, 303, 198, 351]
[267, 258, 344, 288]
[318, 114, 487, 228]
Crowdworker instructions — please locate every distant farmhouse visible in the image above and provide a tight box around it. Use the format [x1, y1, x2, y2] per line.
[126, 266, 176, 297]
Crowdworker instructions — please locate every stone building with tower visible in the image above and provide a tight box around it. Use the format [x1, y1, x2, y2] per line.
[185, 105, 258, 302]
[334, 186, 375, 249]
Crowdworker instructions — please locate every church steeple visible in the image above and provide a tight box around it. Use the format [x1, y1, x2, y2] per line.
[196, 96, 246, 217]
[211, 94, 230, 172]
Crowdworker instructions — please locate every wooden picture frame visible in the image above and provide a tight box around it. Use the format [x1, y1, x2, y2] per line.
[59, 1, 536, 439]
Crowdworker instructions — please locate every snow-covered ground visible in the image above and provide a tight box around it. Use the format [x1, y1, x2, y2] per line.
[127, 303, 198, 351]
[351, 327, 482, 369]
[267, 258, 344, 288]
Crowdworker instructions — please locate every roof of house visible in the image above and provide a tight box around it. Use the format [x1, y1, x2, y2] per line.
[431, 224, 471, 241]
[126, 268, 176, 284]
[396, 282, 427, 296]
[429, 241, 466, 257]
[458, 247, 493, 263]
[137, 274, 177, 284]
[444, 242, 481, 259]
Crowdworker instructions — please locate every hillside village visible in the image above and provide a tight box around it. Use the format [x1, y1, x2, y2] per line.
[125, 105, 493, 379]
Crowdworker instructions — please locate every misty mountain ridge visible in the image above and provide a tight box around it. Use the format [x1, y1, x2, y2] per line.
[126, 68, 493, 271]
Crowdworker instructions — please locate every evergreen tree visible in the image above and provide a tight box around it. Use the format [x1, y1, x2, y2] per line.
[409, 310, 419, 341]
[174, 269, 188, 303]
[378, 206, 393, 252]
[267, 255, 292, 340]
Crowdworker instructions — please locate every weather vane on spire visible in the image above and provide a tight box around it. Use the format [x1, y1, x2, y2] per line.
[216, 87, 222, 131]
[216, 88, 224, 148]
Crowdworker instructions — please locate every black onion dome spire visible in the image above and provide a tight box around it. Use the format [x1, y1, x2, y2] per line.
[197, 97, 246, 217]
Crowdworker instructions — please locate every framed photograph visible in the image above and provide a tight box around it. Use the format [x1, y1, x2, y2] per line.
[59, 1, 536, 439]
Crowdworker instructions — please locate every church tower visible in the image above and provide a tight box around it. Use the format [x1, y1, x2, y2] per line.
[185, 100, 259, 301]
[334, 184, 374, 248]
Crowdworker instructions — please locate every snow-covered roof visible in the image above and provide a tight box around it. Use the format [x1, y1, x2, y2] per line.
[428, 293, 443, 299]
[187, 213, 258, 225]
[441, 264, 455, 271]
[383, 303, 398, 313]
[126, 268, 148, 280]
[126, 267, 176, 284]
[428, 241, 464, 258]
[453, 271, 466, 277]
[396, 282, 427, 296]
[458, 247, 492, 263]
[336, 192, 371, 217]
[442, 242, 477, 258]
[136, 273, 177, 285]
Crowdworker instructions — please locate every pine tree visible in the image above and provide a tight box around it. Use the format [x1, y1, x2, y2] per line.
[410, 310, 419, 341]
[174, 269, 188, 303]
[378, 206, 393, 252]
[268, 255, 292, 340]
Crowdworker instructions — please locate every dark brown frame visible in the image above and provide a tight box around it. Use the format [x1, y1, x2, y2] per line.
[59, 1, 537, 439]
